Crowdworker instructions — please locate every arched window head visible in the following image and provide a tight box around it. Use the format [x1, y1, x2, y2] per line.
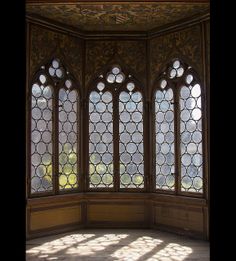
[48, 58, 66, 79]
[105, 65, 125, 84]
[153, 58, 204, 195]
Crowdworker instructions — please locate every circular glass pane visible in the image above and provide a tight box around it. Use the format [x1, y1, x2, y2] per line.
[49, 67, 55, 76]
[192, 84, 201, 97]
[120, 153, 131, 164]
[181, 131, 191, 144]
[52, 59, 59, 69]
[186, 74, 193, 84]
[132, 153, 143, 164]
[90, 112, 100, 123]
[68, 174, 77, 185]
[127, 82, 135, 92]
[102, 174, 113, 185]
[192, 131, 202, 143]
[42, 131, 51, 143]
[112, 67, 120, 75]
[132, 133, 142, 143]
[132, 92, 142, 103]
[32, 84, 41, 97]
[182, 154, 191, 166]
[102, 92, 112, 103]
[68, 90, 77, 103]
[126, 122, 136, 133]
[96, 164, 106, 175]
[126, 143, 137, 153]
[107, 73, 115, 83]
[32, 131, 41, 143]
[133, 174, 143, 185]
[116, 73, 125, 83]
[43, 86, 52, 99]
[102, 112, 112, 122]
[39, 75, 46, 84]
[169, 69, 176, 78]
[97, 82, 105, 91]
[31, 153, 41, 166]
[65, 80, 72, 89]
[90, 91, 100, 103]
[37, 120, 47, 131]
[120, 92, 130, 103]
[56, 68, 64, 78]
[90, 174, 101, 185]
[182, 176, 192, 189]
[121, 174, 131, 185]
[193, 177, 203, 190]
[192, 108, 201, 120]
[160, 79, 167, 89]
[102, 153, 112, 164]
[177, 67, 184, 77]
[180, 86, 190, 99]
[37, 142, 47, 155]
[173, 60, 180, 69]
[132, 112, 142, 123]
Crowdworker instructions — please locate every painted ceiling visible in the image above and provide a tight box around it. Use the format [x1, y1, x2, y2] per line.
[26, 2, 210, 32]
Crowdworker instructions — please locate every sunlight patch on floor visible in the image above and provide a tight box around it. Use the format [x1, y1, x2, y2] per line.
[26, 230, 209, 261]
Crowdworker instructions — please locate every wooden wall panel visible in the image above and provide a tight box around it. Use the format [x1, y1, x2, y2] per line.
[85, 40, 146, 88]
[29, 23, 83, 83]
[88, 204, 146, 223]
[154, 205, 204, 233]
[30, 204, 82, 231]
[150, 24, 203, 88]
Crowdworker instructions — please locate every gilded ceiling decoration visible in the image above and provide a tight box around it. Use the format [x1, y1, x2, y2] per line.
[26, 2, 209, 31]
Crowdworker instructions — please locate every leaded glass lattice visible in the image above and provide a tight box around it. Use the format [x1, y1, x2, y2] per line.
[180, 78, 203, 193]
[155, 88, 175, 190]
[119, 88, 144, 188]
[31, 76, 53, 193]
[89, 90, 113, 188]
[58, 87, 78, 190]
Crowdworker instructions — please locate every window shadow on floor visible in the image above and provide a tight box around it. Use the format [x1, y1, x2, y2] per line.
[26, 229, 209, 261]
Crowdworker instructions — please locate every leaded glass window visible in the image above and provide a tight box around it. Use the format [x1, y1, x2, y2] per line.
[88, 65, 144, 190]
[30, 58, 80, 195]
[154, 59, 204, 194]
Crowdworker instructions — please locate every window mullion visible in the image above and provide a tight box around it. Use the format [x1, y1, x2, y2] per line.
[113, 87, 120, 192]
[53, 85, 59, 195]
[174, 84, 181, 195]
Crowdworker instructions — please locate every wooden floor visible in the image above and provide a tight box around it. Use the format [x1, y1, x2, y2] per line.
[26, 229, 209, 261]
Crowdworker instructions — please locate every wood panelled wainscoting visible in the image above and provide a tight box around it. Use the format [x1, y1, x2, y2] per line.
[26, 193, 207, 240]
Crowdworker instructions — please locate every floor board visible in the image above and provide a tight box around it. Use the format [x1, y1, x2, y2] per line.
[26, 229, 209, 260]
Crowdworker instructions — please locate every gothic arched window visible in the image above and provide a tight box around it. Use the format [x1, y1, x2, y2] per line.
[153, 59, 204, 194]
[29, 58, 80, 196]
[88, 65, 145, 190]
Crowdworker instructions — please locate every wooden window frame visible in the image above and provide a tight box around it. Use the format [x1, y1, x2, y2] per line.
[151, 59, 207, 198]
[85, 64, 147, 192]
[27, 57, 81, 198]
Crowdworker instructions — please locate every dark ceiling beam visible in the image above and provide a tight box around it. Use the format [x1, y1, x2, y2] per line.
[26, 10, 209, 40]
[26, 0, 210, 4]
[148, 9, 210, 38]
[26, 14, 148, 39]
